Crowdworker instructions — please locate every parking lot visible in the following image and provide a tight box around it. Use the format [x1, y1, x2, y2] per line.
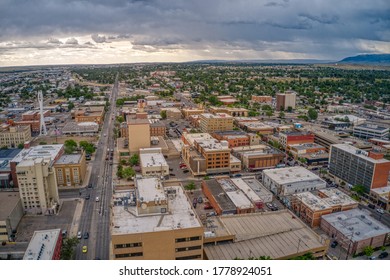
[15, 200, 77, 242]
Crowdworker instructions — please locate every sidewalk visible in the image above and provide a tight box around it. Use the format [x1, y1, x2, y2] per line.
[69, 198, 84, 237]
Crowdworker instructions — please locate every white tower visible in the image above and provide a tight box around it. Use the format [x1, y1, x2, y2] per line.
[37, 91, 47, 136]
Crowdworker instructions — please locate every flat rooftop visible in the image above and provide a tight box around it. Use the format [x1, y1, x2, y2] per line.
[332, 144, 389, 164]
[140, 152, 168, 168]
[112, 185, 201, 235]
[182, 132, 214, 146]
[203, 179, 236, 213]
[62, 122, 99, 133]
[136, 178, 165, 203]
[23, 229, 61, 260]
[0, 149, 22, 160]
[204, 210, 325, 260]
[263, 166, 325, 185]
[196, 139, 230, 151]
[217, 179, 252, 209]
[289, 143, 325, 150]
[55, 154, 82, 165]
[0, 192, 21, 221]
[239, 178, 273, 201]
[12, 145, 63, 163]
[354, 123, 389, 132]
[321, 208, 390, 242]
[201, 113, 233, 119]
[213, 130, 247, 136]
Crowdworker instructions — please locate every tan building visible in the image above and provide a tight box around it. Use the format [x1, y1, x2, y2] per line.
[163, 107, 182, 120]
[291, 189, 358, 228]
[235, 146, 285, 171]
[0, 192, 23, 242]
[12, 145, 64, 214]
[150, 121, 166, 137]
[182, 108, 205, 119]
[139, 148, 169, 177]
[199, 113, 234, 133]
[181, 132, 232, 175]
[276, 91, 297, 111]
[210, 107, 248, 117]
[54, 152, 87, 188]
[251, 95, 273, 104]
[74, 106, 105, 125]
[128, 119, 151, 153]
[0, 124, 31, 148]
[111, 179, 203, 260]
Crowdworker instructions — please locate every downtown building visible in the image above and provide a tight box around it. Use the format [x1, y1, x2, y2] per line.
[329, 144, 390, 192]
[199, 113, 234, 133]
[275, 91, 297, 111]
[0, 124, 32, 148]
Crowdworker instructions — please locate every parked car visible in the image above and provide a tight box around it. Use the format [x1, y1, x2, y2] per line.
[183, 170, 189, 173]
[206, 211, 216, 217]
[88, 183, 92, 188]
[77, 231, 82, 239]
[368, 204, 375, 209]
[330, 241, 338, 248]
[169, 173, 176, 177]
[204, 202, 213, 210]
[95, 197, 100, 202]
[83, 232, 89, 239]
[85, 194, 90, 200]
[197, 197, 203, 203]
[376, 208, 385, 214]
[378, 252, 389, 259]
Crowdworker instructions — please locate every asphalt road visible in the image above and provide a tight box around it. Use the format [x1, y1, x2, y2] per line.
[75, 74, 118, 260]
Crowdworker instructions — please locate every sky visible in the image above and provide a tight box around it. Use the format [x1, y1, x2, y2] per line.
[0, 0, 389, 66]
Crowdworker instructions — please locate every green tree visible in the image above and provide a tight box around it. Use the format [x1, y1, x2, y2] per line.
[363, 246, 374, 258]
[17, 143, 24, 149]
[117, 165, 123, 178]
[266, 110, 273, 118]
[184, 181, 196, 192]
[279, 111, 285, 119]
[64, 139, 77, 154]
[68, 101, 75, 111]
[261, 104, 272, 111]
[129, 154, 140, 166]
[307, 108, 318, 120]
[116, 99, 125, 106]
[79, 141, 95, 155]
[287, 106, 293, 113]
[122, 167, 136, 180]
[208, 95, 220, 106]
[39, 141, 47, 145]
[116, 116, 124, 123]
[160, 110, 167, 119]
[60, 237, 79, 260]
[351, 185, 366, 196]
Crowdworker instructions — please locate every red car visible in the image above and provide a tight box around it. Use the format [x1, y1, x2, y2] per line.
[204, 202, 213, 210]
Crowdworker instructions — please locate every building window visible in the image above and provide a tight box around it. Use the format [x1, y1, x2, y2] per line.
[114, 242, 142, 249]
[115, 252, 143, 258]
[175, 245, 202, 252]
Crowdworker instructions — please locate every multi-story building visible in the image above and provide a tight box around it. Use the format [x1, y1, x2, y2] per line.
[0, 124, 31, 148]
[329, 144, 390, 192]
[181, 132, 232, 175]
[353, 124, 389, 140]
[150, 121, 166, 137]
[0, 149, 22, 188]
[22, 110, 50, 121]
[128, 119, 151, 153]
[279, 131, 314, 148]
[139, 148, 169, 177]
[199, 113, 234, 133]
[111, 179, 203, 260]
[74, 106, 105, 125]
[234, 146, 285, 171]
[0, 192, 23, 242]
[23, 229, 62, 260]
[276, 91, 297, 111]
[54, 152, 87, 188]
[262, 166, 326, 196]
[163, 107, 182, 120]
[13, 120, 40, 134]
[181, 108, 205, 119]
[288, 143, 327, 160]
[236, 121, 274, 134]
[212, 130, 250, 148]
[12, 145, 64, 214]
[320, 209, 390, 255]
[209, 106, 248, 117]
[291, 188, 358, 227]
[251, 95, 273, 104]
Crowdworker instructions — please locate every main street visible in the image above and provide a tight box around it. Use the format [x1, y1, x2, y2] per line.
[74, 74, 118, 260]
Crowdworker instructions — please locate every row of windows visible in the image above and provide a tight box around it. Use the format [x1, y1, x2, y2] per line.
[175, 254, 201, 260]
[114, 242, 142, 249]
[175, 245, 202, 252]
[115, 252, 143, 258]
[175, 236, 201, 243]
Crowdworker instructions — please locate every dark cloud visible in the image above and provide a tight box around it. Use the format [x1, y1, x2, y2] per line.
[65, 38, 79, 45]
[0, 0, 388, 62]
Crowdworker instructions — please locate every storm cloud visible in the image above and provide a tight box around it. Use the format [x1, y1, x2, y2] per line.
[0, 0, 389, 66]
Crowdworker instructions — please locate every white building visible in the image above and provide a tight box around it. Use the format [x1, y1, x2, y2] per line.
[353, 124, 389, 140]
[139, 148, 169, 177]
[23, 229, 62, 260]
[262, 166, 326, 196]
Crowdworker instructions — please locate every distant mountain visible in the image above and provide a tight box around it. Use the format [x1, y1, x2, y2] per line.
[338, 54, 390, 65]
[187, 59, 334, 64]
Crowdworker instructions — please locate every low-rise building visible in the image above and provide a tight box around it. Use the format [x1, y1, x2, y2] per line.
[204, 210, 328, 260]
[353, 124, 389, 140]
[320, 209, 390, 255]
[163, 107, 182, 120]
[0, 124, 31, 148]
[231, 177, 273, 208]
[279, 131, 315, 148]
[291, 189, 358, 227]
[0, 149, 22, 188]
[251, 95, 273, 104]
[0, 192, 23, 242]
[111, 179, 203, 260]
[233, 145, 284, 171]
[236, 121, 274, 134]
[369, 186, 390, 211]
[139, 148, 169, 177]
[181, 108, 205, 119]
[262, 166, 326, 196]
[150, 121, 166, 137]
[62, 122, 99, 135]
[23, 229, 62, 260]
[74, 106, 105, 125]
[212, 130, 250, 148]
[209, 106, 248, 117]
[288, 143, 327, 158]
[54, 152, 87, 188]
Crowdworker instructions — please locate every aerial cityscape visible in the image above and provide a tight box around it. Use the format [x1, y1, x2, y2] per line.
[0, 1, 389, 263]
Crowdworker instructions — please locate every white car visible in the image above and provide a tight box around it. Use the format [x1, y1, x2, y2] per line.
[95, 197, 100, 202]
[77, 231, 82, 239]
[376, 208, 385, 214]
